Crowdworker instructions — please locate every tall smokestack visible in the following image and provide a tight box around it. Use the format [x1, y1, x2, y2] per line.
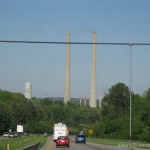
[64, 33, 70, 104]
[89, 32, 96, 107]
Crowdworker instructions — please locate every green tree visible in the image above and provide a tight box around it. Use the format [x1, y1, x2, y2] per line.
[102, 82, 130, 116]
[22, 101, 37, 123]
[99, 83, 132, 139]
[0, 102, 10, 133]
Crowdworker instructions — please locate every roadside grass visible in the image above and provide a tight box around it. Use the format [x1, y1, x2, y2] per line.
[87, 138, 130, 145]
[0, 135, 47, 150]
[87, 138, 150, 149]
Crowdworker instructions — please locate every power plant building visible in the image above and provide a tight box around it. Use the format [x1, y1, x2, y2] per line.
[24, 82, 32, 99]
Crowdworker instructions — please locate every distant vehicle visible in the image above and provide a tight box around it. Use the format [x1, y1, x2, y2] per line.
[3, 132, 9, 137]
[56, 136, 69, 147]
[17, 125, 23, 133]
[14, 132, 18, 137]
[17, 132, 22, 137]
[9, 132, 15, 138]
[53, 123, 68, 142]
[24, 132, 29, 136]
[75, 134, 86, 143]
[44, 133, 47, 137]
[14, 132, 21, 137]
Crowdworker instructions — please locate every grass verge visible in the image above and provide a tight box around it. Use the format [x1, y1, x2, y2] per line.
[0, 135, 47, 150]
[87, 138, 150, 149]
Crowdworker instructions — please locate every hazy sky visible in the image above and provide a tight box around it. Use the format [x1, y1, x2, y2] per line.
[0, 0, 150, 98]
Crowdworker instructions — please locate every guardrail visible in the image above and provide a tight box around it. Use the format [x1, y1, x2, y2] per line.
[16, 142, 40, 150]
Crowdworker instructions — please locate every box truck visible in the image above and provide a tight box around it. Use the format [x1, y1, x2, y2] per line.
[17, 125, 23, 133]
[53, 123, 68, 142]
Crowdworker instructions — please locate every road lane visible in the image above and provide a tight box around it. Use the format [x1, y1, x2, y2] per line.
[52, 138, 120, 150]
[40, 136, 132, 150]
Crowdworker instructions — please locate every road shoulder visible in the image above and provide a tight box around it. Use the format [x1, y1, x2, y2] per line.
[39, 136, 53, 150]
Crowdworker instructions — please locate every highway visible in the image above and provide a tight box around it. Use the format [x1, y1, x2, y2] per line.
[40, 136, 132, 150]
[53, 141, 119, 150]
[0, 135, 140, 150]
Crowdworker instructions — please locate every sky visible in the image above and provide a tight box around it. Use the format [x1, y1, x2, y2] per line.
[0, 0, 150, 98]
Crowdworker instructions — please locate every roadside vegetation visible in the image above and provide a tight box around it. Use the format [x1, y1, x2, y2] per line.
[87, 138, 150, 149]
[0, 82, 150, 143]
[0, 135, 47, 150]
[87, 138, 145, 145]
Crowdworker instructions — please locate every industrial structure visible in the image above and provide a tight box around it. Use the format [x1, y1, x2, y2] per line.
[24, 82, 32, 99]
[64, 33, 70, 104]
[89, 32, 97, 107]
[64, 32, 97, 107]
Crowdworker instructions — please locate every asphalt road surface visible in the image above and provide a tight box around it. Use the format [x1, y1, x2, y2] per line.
[40, 136, 133, 150]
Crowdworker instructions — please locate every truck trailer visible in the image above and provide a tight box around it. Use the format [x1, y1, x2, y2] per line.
[17, 125, 23, 133]
[53, 123, 68, 142]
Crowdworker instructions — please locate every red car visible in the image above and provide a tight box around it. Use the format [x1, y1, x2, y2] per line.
[56, 136, 70, 147]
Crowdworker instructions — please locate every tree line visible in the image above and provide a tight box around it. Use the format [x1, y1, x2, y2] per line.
[0, 82, 150, 142]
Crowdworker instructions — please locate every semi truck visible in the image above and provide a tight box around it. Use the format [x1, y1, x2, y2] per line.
[53, 123, 68, 142]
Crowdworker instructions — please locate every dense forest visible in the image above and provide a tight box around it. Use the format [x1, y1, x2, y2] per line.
[0, 82, 150, 142]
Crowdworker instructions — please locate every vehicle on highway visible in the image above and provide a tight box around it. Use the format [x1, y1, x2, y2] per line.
[24, 132, 29, 136]
[3, 132, 9, 137]
[17, 132, 22, 137]
[56, 136, 70, 147]
[53, 123, 68, 142]
[75, 134, 86, 143]
[44, 133, 47, 137]
[8, 132, 15, 138]
[13, 132, 22, 137]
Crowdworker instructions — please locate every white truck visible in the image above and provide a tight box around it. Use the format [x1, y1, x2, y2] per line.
[17, 125, 23, 133]
[53, 123, 68, 142]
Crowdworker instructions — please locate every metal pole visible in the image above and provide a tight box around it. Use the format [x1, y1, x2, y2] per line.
[129, 44, 132, 140]
[7, 144, 10, 150]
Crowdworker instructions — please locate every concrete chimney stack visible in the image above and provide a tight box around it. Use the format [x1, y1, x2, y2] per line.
[89, 32, 96, 107]
[64, 33, 70, 104]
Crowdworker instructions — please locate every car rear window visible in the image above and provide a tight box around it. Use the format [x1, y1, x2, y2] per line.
[58, 136, 68, 139]
[77, 135, 85, 138]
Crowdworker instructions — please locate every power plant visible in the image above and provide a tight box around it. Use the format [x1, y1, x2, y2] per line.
[64, 32, 97, 107]
[22, 33, 97, 107]
[24, 82, 32, 99]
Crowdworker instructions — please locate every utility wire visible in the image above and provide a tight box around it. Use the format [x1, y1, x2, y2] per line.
[0, 40, 150, 46]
